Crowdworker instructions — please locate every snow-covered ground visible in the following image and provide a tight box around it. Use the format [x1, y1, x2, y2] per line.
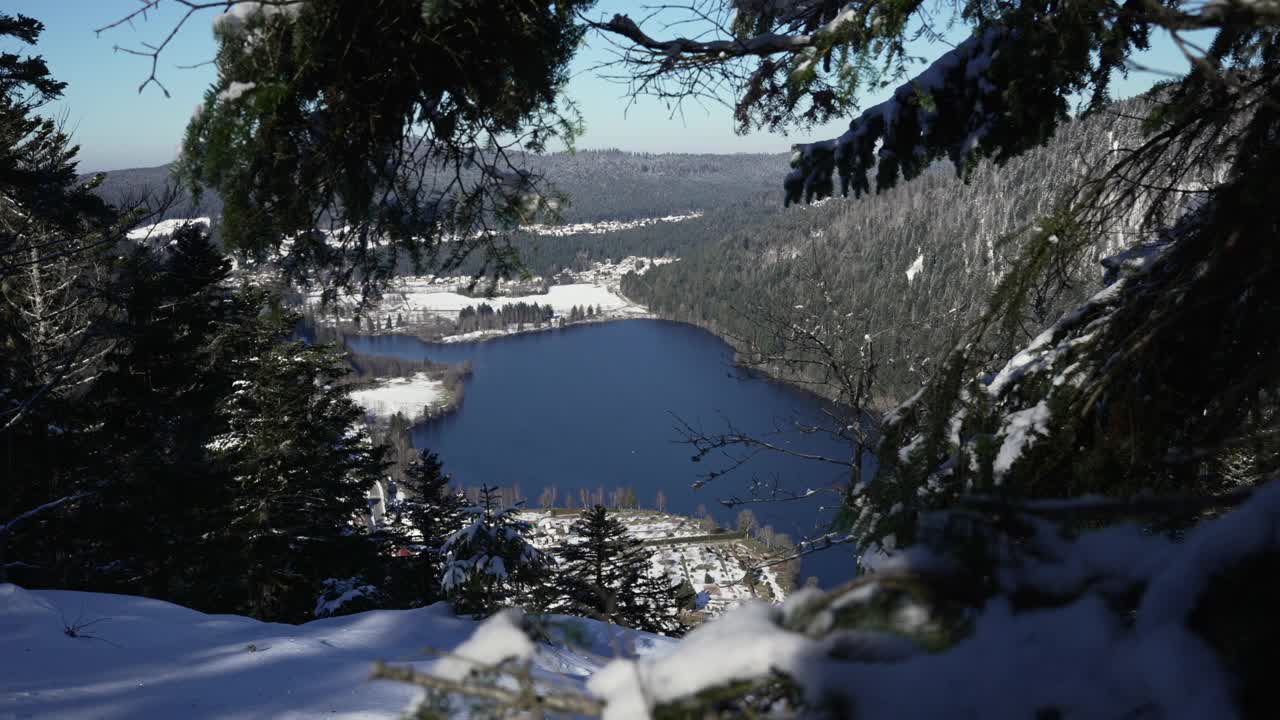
[126, 217, 211, 242]
[347, 373, 446, 422]
[374, 282, 648, 320]
[0, 584, 673, 720]
[521, 213, 702, 237]
[304, 256, 675, 334]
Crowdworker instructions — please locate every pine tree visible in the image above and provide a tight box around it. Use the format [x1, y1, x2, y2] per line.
[551, 505, 687, 636]
[206, 335, 389, 622]
[440, 485, 550, 618]
[68, 225, 261, 599]
[1, 12, 115, 585]
[385, 449, 470, 607]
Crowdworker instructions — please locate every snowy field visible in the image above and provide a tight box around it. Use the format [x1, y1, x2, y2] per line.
[308, 282, 650, 327]
[304, 256, 674, 334]
[521, 213, 701, 237]
[126, 217, 211, 242]
[378, 282, 648, 319]
[347, 373, 446, 422]
[0, 584, 673, 720]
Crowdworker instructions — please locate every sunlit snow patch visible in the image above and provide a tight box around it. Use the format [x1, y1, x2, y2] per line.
[348, 373, 445, 421]
[906, 250, 924, 284]
[126, 217, 211, 242]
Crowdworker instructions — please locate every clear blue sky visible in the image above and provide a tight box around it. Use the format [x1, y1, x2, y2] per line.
[8, 1, 1198, 172]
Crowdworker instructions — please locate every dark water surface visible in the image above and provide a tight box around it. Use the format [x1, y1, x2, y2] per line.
[345, 319, 859, 587]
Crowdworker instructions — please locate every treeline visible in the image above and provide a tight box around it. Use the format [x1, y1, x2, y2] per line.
[457, 301, 554, 333]
[501, 483, 800, 560]
[91, 153, 784, 288]
[4, 36, 498, 627]
[372, 455, 695, 633]
[89, 150, 788, 238]
[5, 219, 394, 624]
[446, 201, 774, 279]
[317, 301, 612, 340]
[338, 346, 467, 383]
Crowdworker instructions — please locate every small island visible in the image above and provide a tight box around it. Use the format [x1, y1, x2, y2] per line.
[335, 351, 472, 429]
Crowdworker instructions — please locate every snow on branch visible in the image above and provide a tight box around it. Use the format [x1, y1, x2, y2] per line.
[375, 610, 605, 716]
[373, 661, 606, 716]
[785, 27, 1004, 205]
[589, 5, 860, 59]
[94, 1, 304, 97]
[0, 492, 91, 535]
[575, 481, 1280, 718]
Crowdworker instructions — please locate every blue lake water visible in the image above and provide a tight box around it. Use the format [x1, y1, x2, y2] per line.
[344, 319, 860, 588]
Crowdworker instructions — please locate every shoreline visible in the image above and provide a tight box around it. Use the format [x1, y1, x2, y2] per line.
[334, 311, 867, 418]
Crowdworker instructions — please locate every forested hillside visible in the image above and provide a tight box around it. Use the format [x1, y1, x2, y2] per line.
[623, 99, 1163, 405]
[98, 104, 1172, 410]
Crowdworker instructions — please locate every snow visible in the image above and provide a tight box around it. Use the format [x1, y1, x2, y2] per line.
[522, 510, 789, 615]
[983, 279, 1121, 397]
[521, 213, 702, 237]
[126, 218, 211, 242]
[588, 601, 811, 719]
[787, 27, 1004, 203]
[5, 482, 1278, 718]
[212, 1, 301, 33]
[0, 584, 675, 719]
[1139, 481, 1280, 629]
[400, 283, 643, 318]
[347, 373, 445, 421]
[430, 609, 533, 682]
[0, 584, 468, 719]
[305, 257, 674, 342]
[585, 485, 1280, 718]
[315, 578, 379, 619]
[993, 400, 1051, 478]
[905, 250, 924, 284]
[317, 282, 649, 324]
[217, 81, 257, 102]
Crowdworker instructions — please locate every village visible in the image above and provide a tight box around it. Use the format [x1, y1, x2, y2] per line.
[301, 255, 679, 343]
[518, 508, 797, 621]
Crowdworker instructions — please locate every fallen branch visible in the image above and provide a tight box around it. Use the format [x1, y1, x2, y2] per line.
[371, 661, 605, 716]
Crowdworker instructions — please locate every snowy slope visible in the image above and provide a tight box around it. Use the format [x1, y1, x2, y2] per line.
[0, 584, 672, 719]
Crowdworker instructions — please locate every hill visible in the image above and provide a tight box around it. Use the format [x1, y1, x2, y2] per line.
[621, 101, 1160, 404]
[86, 150, 789, 225]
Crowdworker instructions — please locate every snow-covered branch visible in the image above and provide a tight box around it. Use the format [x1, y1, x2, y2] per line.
[0, 492, 91, 535]
[589, 6, 858, 59]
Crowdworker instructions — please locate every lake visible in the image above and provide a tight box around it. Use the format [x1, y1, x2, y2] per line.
[344, 319, 861, 588]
